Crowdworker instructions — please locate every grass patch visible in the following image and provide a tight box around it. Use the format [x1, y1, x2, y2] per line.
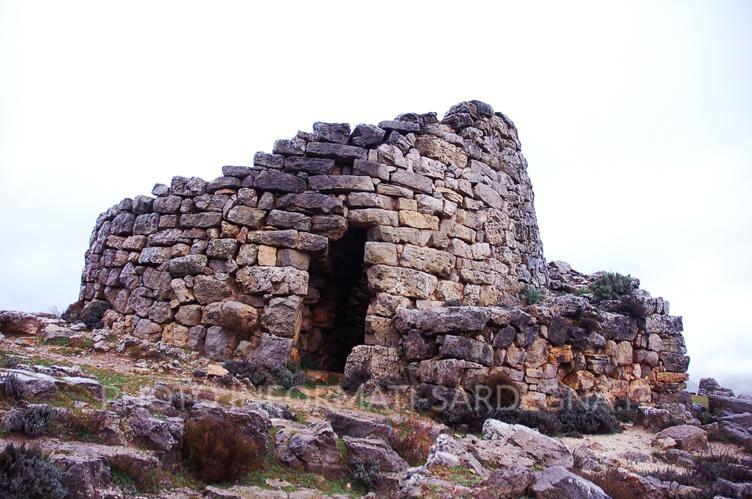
[243, 456, 361, 497]
[392, 416, 434, 466]
[433, 466, 483, 487]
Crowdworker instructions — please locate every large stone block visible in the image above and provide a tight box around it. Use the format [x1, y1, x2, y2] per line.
[414, 135, 468, 168]
[283, 156, 335, 176]
[391, 171, 434, 194]
[260, 296, 302, 338]
[366, 265, 438, 299]
[236, 266, 309, 296]
[254, 171, 305, 193]
[309, 175, 374, 192]
[168, 254, 207, 277]
[227, 206, 266, 228]
[202, 300, 259, 333]
[399, 244, 456, 277]
[393, 306, 490, 335]
[439, 335, 493, 366]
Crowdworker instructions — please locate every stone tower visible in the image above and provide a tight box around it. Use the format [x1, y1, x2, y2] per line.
[78, 100, 689, 408]
[79, 100, 546, 370]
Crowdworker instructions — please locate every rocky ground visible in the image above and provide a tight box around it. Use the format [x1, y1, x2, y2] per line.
[1, 310, 752, 498]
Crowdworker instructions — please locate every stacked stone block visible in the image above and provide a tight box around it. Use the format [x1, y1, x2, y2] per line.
[78, 100, 689, 405]
[79, 101, 546, 370]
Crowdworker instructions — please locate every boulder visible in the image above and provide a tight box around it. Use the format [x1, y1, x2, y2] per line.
[0, 369, 58, 399]
[476, 465, 535, 498]
[530, 465, 608, 498]
[482, 419, 573, 468]
[654, 424, 709, 453]
[245, 334, 293, 368]
[274, 421, 345, 476]
[709, 394, 752, 415]
[0, 310, 43, 335]
[325, 409, 395, 444]
[343, 436, 408, 473]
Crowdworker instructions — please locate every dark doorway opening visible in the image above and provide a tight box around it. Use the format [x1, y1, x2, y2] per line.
[306, 229, 370, 372]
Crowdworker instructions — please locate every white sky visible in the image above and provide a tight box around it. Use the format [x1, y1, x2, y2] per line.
[1, 1, 750, 392]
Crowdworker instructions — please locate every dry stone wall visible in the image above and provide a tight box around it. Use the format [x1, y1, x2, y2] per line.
[78, 100, 689, 407]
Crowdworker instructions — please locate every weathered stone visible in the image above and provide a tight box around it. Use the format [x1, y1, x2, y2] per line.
[440, 335, 493, 366]
[399, 210, 439, 229]
[363, 242, 398, 266]
[0, 311, 43, 336]
[350, 124, 386, 147]
[655, 425, 709, 453]
[306, 141, 366, 161]
[193, 275, 232, 304]
[167, 254, 207, 277]
[309, 175, 374, 192]
[367, 265, 438, 299]
[348, 208, 399, 227]
[267, 210, 311, 230]
[415, 135, 468, 167]
[352, 159, 389, 180]
[531, 466, 608, 499]
[260, 296, 302, 338]
[203, 326, 237, 360]
[277, 192, 344, 215]
[254, 171, 305, 193]
[392, 170, 434, 194]
[344, 436, 408, 472]
[236, 266, 308, 296]
[283, 156, 335, 176]
[312, 122, 351, 144]
[227, 206, 266, 228]
[483, 420, 573, 468]
[180, 212, 222, 228]
[400, 244, 456, 277]
[394, 306, 490, 334]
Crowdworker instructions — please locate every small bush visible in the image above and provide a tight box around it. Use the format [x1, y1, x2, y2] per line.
[183, 414, 264, 483]
[4, 374, 23, 400]
[614, 398, 640, 424]
[222, 360, 304, 389]
[350, 456, 382, 490]
[271, 365, 306, 389]
[0, 444, 67, 499]
[526, 286, 544, 305]
[8, 405, 53, 437]
[392, 417, 436, 467]
[557, 395, 622, 436]
[647, 450, 752, 492]
[579, 468, 643, 499]
[591, 272, 633, 301]
[436, 395, 621, 437]
[108, 455, 167, 494]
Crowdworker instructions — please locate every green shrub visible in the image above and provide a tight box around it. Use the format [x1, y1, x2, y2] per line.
[435, 395, 621, 437]
[0, 444, 67, 499]
[350, 456, 381, 490]
[222, 360, 304, 389]
[392, 416, 435, 467]
[526, 286, 543, 305]
[557, 396, 622, 436]
[613, 398, 640, 424]
[591, 272, 633, 301]
[4, 374, 23, 400]
[8, 405, 53, 437]
[183, 413, 264, 483]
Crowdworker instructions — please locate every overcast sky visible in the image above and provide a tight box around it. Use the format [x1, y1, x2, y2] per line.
[1, 1, 750, 392]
